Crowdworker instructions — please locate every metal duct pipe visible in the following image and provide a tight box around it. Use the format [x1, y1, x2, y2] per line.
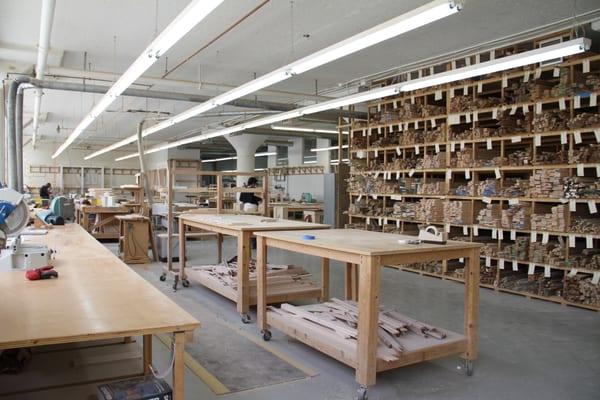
[136, 121, 153, 210]
[7, 80, 19, 190]
[16, 90, 23, 192]
[32, 0, 57, 148]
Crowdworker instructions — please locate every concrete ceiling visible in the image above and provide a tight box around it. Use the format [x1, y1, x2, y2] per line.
[1, 0, 599, 156]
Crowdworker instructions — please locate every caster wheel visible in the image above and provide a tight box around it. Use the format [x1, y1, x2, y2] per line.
[241, 314, 251, 324]
[172, 282, 178, 291]
[356, 385, 368, 400]
[261, 329, 272, 341]
[465, 360, 474, 376]
[182, 279, 190, 287]
[159, 274, 166, 282]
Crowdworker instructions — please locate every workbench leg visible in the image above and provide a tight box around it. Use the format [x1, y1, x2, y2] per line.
[356, 255, 380, 387]
[257, 236, 269, 335]
[177, 220, 188, 289]
[463, 248, 480, 365]
[320, 258, 330, 302]
[237, 231, 252, 322]
[217, 233, 223, 263]
[143, 334, 152, 375]
[344, 263, 359, 301]
[172, 332, 185, 400]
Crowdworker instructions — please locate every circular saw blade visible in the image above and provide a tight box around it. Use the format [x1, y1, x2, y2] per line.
[1, 201, 29, 236]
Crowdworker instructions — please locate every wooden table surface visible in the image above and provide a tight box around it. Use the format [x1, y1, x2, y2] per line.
[0, 223, 199, 349]
[178, 213, 329, 231]
[254, 228, 481, 256]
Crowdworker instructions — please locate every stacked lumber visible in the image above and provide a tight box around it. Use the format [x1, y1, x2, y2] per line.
[497, 109, 527, 135]
[415, 199, 445, 223]
[449, 96, 471, 113]
[570, 217, 600, 235]
[444, 200, 472, 224]
[451, 264, 496, 285]
[371, 132, 400, 148]
[382, 157, 418, 171]
[530, 205, 567, 231]
[507, 149, 532, 166]
[532, 110, 569, 133]
[402, 261, 443, 274]
[269, 299, 447, 362]
[476, 204, 502, 228]
[568, 249, 600, 271]
[499, 237, 529, 260]
[567, 112, 600, 129]
[424, 125, 445, 142]
[480, 243, 499, 258]
[450, 150, 474, 168]
[499, 179, 528, 198]
[421, 152, 446, 169]
[401, 129, 425, 145]
[392, 202, 417, 220]
[421, 104, 446, 117]
[417, 181, 446, 195]
[534, 150, 568, 165]
[500, 204, 531, 229]
[190, 260, 314, 292]
[528, 169, 568, 198]
[570, 144, 600, 164]
[472, 126, 500, 139]
[449, 129, 472, 141]
[563, 275, 600, 307]
[563, 177, 600, 199]
[454, 182, 474, 196]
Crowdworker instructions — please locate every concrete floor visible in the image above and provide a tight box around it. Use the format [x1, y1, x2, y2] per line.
[4, 236, 599, 399]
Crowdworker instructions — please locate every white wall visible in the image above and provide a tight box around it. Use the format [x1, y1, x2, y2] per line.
[23, 142, 140, 193]
[267, 137, 330, 202]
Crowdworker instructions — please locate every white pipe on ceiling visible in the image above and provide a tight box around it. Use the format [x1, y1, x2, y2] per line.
[32, 0, 56, 148]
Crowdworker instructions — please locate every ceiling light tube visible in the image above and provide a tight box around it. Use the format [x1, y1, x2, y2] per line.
[288, 0, 461, 75]
[401, 37, 590, 92]
[53, 0, 223, 158]
[311, 145, 349, 152]
[93, 0, 460, 159]
[271, 125, 348, 134]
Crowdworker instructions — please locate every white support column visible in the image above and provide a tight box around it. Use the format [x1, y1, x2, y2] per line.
[226, 134, 268, 186]
[316, 138, 331, 173]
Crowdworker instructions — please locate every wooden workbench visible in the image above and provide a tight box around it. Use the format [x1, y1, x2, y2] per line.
[175, 214, 329, 322]
[0, 223, 199, 399]
[76, 205, 130, 239]
[254, 229, 481, 399]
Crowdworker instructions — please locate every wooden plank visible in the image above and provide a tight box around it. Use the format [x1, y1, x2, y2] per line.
[356, 255, 381, 386]
[345, 263, 354, 300]
[179, 214, 187, 281]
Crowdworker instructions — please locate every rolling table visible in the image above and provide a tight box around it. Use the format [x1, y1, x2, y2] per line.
[0, 223, 199, 399]
[175, 214, 329, 323]
[254, 229, 481, 399]
[270, 202, 324, 221]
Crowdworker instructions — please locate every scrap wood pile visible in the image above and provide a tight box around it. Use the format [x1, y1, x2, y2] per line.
[191, 258, 313, 290]
[269, 299, 447, 362]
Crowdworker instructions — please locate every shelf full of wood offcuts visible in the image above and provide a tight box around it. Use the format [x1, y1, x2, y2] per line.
[343, 36, 600, 312]
[185, 259, 322, 305]
[267, 299, 464, 371]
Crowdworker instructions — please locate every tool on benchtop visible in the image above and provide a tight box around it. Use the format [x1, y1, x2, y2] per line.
[0, 188, 54, 271]
[398, 225, 447, 245]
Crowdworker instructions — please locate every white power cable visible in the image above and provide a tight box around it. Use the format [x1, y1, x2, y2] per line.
[149, 334, 176, 379]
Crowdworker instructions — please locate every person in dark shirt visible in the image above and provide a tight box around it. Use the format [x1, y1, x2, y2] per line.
[239, 177, 261, 213]
[39, 183, 52, 199]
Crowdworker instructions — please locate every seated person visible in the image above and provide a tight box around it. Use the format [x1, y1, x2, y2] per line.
[239, 177, 262, 213]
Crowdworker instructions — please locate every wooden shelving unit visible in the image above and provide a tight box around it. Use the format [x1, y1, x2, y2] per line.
[344, 38, 600, 311]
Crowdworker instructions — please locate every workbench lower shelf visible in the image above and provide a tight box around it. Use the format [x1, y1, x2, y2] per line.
[185, 268, 323, 305]
[265, 305, 467, 373]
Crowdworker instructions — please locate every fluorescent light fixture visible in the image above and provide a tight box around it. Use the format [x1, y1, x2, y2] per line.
[288, 0, 461, 75]
[311, 145, 349, 152]
[200, 152, 276, 163]
[91, 0, 460, 160]
[401, 37, 590, 91]
[300, 85, 401, 115]
[271, 125, 349, 135]
[53, 0, 223, 158]
[330, 158, 350, 164]
[303, 160, 318, 164]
